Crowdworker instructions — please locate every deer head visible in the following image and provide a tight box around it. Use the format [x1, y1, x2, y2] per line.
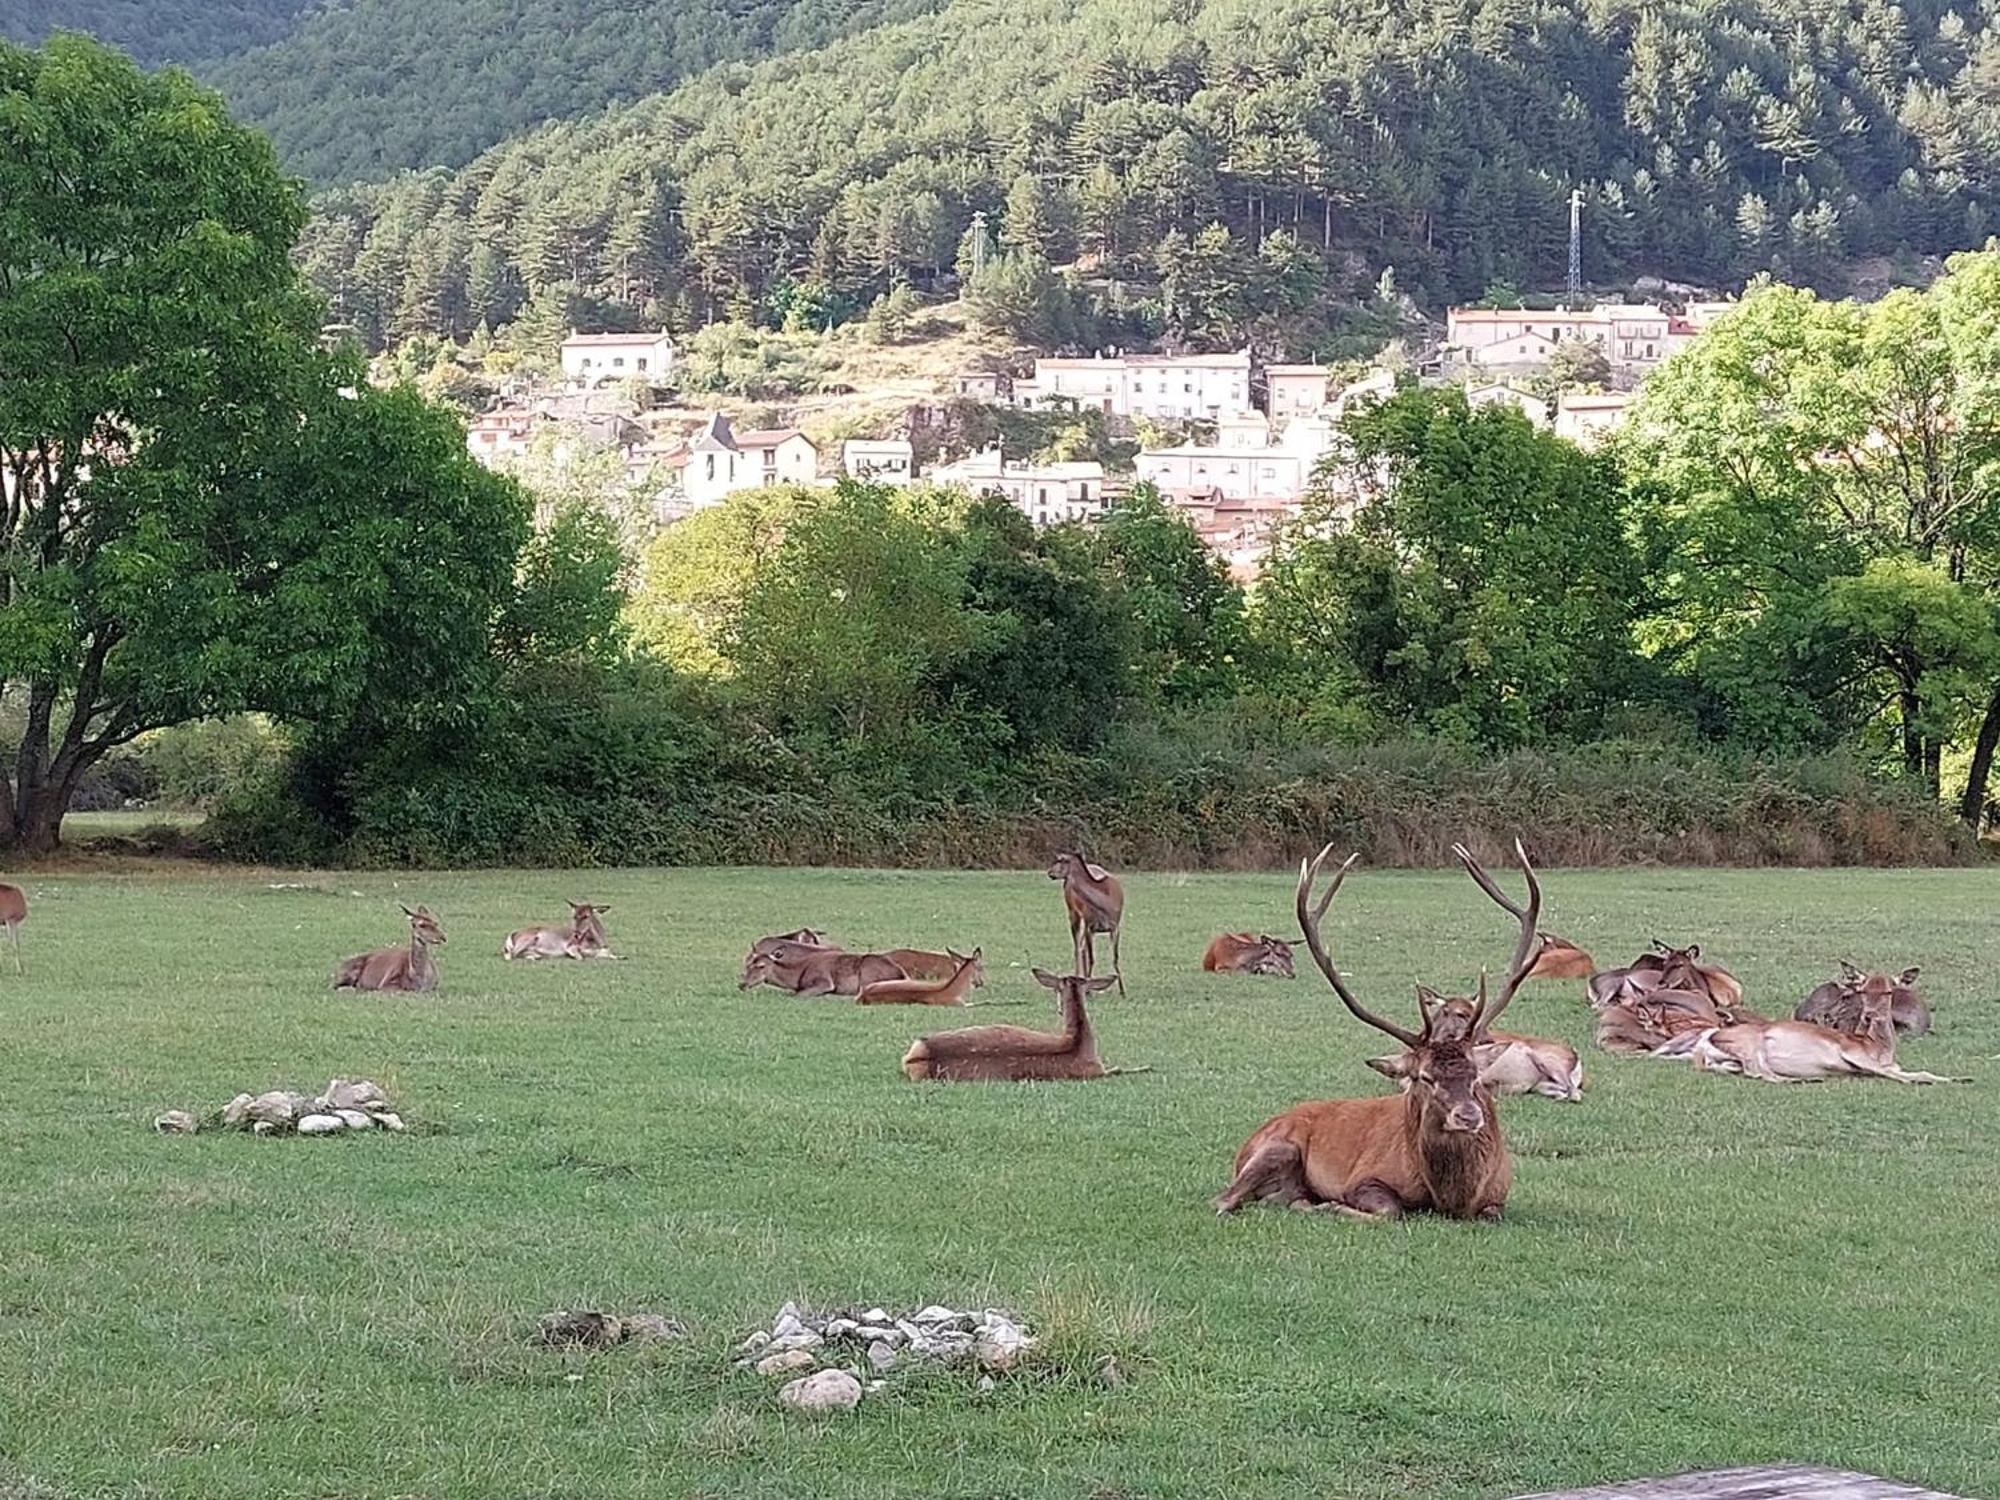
[1253, 935, 1296, 977]
[946, 947, 987, 987]
[1030, 968, 1115, 1000]
[739, 951, 775, 990]
[1296, 843, 1540, 1136]
[1047, 850, 1110, 883]
[401, 905, 445, 947]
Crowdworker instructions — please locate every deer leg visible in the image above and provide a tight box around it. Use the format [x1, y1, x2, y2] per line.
[1311, 1181, 1405, 1221]
[1213, 1140, 1304, 1214]
[8, 922, 20, 976]
[1110, 924, 1124, 996]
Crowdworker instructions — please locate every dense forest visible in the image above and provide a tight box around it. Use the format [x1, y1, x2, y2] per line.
[2, 0, 309, 65]
[296, 0, 2000, 353]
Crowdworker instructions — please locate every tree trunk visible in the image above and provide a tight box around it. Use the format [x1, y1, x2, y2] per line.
[1898, 689, 1924, 782]
[1958, 684, 2000, 830]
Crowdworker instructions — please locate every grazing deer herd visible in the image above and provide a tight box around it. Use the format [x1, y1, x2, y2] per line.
[6, 837, 1970, 1221]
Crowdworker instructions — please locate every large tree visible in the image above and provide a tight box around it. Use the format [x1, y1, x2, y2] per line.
[1626, 260, 2000, 821]
[0, 36, 529, 850]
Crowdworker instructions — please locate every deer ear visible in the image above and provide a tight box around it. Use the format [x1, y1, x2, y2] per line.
[1897, 966, 1921, 985]
[969, 946, 983, 960]
[1084, 862, 1110, 882]
[1686, 943, 1701, 960]
[1085, 976, 1115, 993]
[400, 904, 417, 917]
[1365, 1053, 1413, 1080]
[1031, 967, 1062, 990]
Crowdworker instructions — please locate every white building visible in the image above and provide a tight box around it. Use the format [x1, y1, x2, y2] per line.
[1464, 382, 1551, 428]
[1554, 391, 1634, 449]
[1265, 364, 1332, 419]
[466, 407, 549, 466]
[660, 412, 819, 509]
[1328, 367, 1398, 416]
[1134, 414, 1336, 505]
[842, 438, 915, 484]
[1011, 350, 1253, 421]
[560, 330, 676, 388]
[929, 448, 1106, 526]
[1446, 304, 1676, 370]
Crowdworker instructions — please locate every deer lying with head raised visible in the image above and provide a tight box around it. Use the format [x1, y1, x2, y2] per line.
[1371, 986, 1584, 1103]
[859, 948, 984, 1005]
[334, 905, 445, 993]
[1202, 933, 1296, 977]
[1049, 850, 1124, 994]
[901, 968, 1112, 1081]
[741, 945, 906, 997]
[1214, 841, 1542, 1221]
[1588, 941, 1757, 1054]
[503, 902, 617, 961]
[1796, 963, 1930, 1037]
[883, 947, 984, 985]
[1659, 984, 1960, 1085]
[0, 881, 24, 975]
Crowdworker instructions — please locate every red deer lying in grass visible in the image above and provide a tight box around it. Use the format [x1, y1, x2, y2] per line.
[0, 880, 24, 975]
[859, 949, 984, 1005]
[1659, 984, 1961, 1084]
[334, 906, 445, 993]
[503, 902, 617, 961]
[1049, 851, 1124, 994]
[1202, 933, 1296, 977]
[883, 947, 984, 985]
[741, 945, 905, 997]
[1588, 941, 1757, 1054]
[901, 968, 1112, 1081]
[1796, 963, 1930, 1037]
[1214, 840, 1543, 1221]
[1371, 988, 1583, 1102]
[738, 930, 833, 987]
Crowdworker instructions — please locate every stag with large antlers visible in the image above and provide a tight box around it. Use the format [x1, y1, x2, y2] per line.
[1796, 964, 1930, 1037]
[333, 905, 445, 993]
[1049, 851, 1124, 995]
[1214, 841, 1544, 1221]
[1371, 988, 1584, 1103]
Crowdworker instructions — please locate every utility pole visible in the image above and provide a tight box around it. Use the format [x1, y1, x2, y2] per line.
[1566, 187, 1583, 309]
[969, 209, 989, 278]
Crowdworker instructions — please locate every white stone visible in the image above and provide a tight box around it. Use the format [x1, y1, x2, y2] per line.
[334, 1110, 373, 1129]
[866, 1340, 897, 1373]
[777, 1369, 862, 1415]
[221, 1093, 254, 1127]
[251, 1120, 276, 1136]
[372, 1112, 406, 1132]
[978, 1374, 996, 1393]
[248, 1090, 309, 1126]
[323, 1078, 388, 1110]
[623, 1313, 683, 1342]
[757, 1350, 817, 1377]
[767, 1332, 822, 1352]
[153, 1110, 200, 1134]
[737, 1330, 772, 1355]
[776, 1301, 801, 1322]
[770, 1313, 806, 1339]
[297, 1114, 345, 1134]
[858, 1325, 902, 1347]
[823, 1318, 858, 1339]
[859, 1307, 890, 1325]
[894, 1319, 924, 1345]
[912, 1305, 961, 1325]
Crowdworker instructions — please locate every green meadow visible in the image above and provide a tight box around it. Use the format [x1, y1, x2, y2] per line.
[2, 864, 1996, 1499]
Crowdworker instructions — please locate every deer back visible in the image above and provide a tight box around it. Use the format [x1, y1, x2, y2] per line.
[0, 883, 26, 925]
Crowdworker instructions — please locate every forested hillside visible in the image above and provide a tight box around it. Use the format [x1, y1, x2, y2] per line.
[202, 0, 949, 184]
[296, 0, 2000, 353]
[2, 1, 310, 65]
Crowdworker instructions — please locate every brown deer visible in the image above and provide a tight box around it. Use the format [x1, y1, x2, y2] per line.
[1588, 941, 1758, 1055]
[741, 945, 906, 997]
[503, 902, 618, 961]
[1660, 985, 1960, 1085]
[901, 968, 1112, 1081]
[1049, 851, 1124, 994]
[333, 906, 445, 993]
[859, 948, 985, 1005]
[1213, 841, 1539, 1222]
[739, 930, 834, 986]
[1202, 933, 1296, 978]
[1372, 989, 1583, 1102]
[1796, 963, 1930, 1037]
[0, 881, 24, 975]
[883, 947, 984, 985]
[1589, 942, 1749, 1014]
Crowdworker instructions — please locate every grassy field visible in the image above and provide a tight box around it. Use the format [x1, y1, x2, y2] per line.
[2, 862, 1997, 1500]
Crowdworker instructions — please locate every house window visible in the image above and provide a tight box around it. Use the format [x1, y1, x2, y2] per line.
[705, 454, 715, 481]
[613, 357, 625, 368]
[637, 358, 648, 371]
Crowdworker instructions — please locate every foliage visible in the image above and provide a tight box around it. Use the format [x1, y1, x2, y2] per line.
[1257, 387, 1654, 746]
[1096, 485, 1248, 704]
[2, 0, 308, 65]
[676, 321, 831, 398]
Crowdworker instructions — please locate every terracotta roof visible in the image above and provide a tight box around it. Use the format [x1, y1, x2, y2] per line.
[733, 427, 809, 450]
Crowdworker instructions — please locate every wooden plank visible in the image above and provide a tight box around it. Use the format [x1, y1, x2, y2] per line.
[1511, 1466, 1971, 1500]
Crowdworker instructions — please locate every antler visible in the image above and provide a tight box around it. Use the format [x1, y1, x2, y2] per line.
[1296, 845, 1421, 1048]
[1451, 838, 1542, 1037]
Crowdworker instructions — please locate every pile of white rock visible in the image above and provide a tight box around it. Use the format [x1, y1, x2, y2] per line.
[738, 1302, 1036, 1414]
[153, 1078, 406, 1137]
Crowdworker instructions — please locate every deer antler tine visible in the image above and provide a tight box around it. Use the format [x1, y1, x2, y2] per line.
[1457, 836, 1541, 1037]
[1295, 846, 1420, 1049]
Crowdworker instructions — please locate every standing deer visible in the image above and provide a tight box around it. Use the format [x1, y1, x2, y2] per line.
[333, 905, 445, 993]
[0, 881, 24, 975]
[900, 968, 1112, 1081]
[1214, 841, 1540, 1221]
[859, 949, 985, 1005]
[503, 902, 618, 961]
[740, 945, 905, 997]
[1796, 963, 1930, 1037]
[1202, 933, 1297, 977]
[1660, 984, 1960, 1085]
[1049, 850, 1124, 994]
